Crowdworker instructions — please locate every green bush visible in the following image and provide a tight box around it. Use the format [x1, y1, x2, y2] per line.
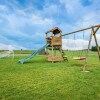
[91, 46, 100, 51]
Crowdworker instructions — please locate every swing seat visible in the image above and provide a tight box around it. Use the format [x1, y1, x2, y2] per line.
[73, 57, 86, 60]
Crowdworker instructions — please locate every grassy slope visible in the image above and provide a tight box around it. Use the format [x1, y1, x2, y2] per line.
[0, 52, 100, 100]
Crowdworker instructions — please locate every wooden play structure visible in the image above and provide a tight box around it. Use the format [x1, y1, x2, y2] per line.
[62, 24, 100, 72]
[45, 27, 63, 63]
[45, 24, 100, 71]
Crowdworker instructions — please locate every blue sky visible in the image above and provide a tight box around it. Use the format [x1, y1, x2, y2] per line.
[0, 0, 100, 50]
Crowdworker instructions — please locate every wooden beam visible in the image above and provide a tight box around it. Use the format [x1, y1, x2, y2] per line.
[62, 24, 100, 36]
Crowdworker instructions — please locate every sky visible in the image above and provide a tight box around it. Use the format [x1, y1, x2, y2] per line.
[0, 0, 100, 50]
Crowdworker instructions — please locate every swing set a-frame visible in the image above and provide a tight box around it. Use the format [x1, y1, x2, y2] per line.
[62, 24, 100, 72]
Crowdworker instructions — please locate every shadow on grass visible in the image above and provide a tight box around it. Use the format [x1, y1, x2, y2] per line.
[71, 63, 84, 67]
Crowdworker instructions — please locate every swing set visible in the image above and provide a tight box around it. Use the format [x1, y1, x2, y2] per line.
[70, 30, 85, 60]
[62, 24, 100, 72]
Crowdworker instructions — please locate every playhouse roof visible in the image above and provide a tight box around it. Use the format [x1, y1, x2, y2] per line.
[45, 27, 62, 35]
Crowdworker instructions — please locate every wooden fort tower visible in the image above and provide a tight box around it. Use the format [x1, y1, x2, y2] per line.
[45, 27, 62, 63]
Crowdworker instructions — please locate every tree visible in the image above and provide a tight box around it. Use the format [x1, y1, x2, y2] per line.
[91, 46, 100, 51]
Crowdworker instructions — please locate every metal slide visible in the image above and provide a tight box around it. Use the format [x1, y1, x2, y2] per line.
[19, 44, 49, 64]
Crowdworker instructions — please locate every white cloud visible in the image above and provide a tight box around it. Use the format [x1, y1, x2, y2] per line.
[80, 12, 100, 27]
[43, 4, 59, 16]
[31, 15, 54, 25]
[59, 0, 100, 30]
[62, 38, 89, 50]
[2, 6, 55, 34]
[0, 5, 8, 12]
[0, 43, 27, 50]
[0, 3, 55, 49]
[60, 0, 83, 14]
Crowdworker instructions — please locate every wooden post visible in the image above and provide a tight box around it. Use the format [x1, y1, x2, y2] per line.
[54, 47, 56, 56]
[93, 34, 100, 60]
[52, 46, 53, 63]
[59, 46, 62, 63]
[52, 33, 54, 63]
[60, 32, 62, 62]
[92, 27, 100, 60]
[83, 29, 93, 72]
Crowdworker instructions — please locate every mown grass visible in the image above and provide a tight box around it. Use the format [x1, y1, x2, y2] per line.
[0, 51, 100, 100]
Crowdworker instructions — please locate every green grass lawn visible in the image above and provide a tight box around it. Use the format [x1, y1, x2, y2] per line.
[0, 51, 100, 100]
